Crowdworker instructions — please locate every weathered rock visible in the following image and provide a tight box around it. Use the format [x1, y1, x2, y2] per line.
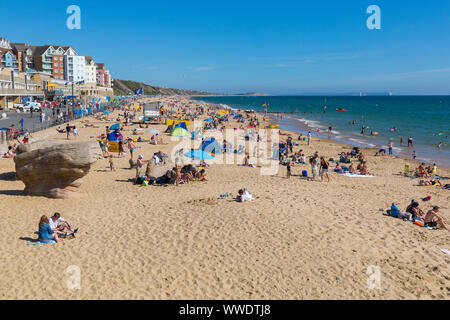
[15, 140, 102, 198]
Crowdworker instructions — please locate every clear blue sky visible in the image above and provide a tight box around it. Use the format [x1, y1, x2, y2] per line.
[1, 0, 450, 95]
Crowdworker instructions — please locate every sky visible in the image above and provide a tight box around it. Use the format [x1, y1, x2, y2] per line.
[1, 0, 450, 95]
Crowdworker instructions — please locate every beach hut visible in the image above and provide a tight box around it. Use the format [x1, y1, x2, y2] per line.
[201, 137, 222, 155]
[170, 127, 189, 137]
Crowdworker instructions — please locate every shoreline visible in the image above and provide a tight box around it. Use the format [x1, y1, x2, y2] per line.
[191, 97, 450, 169]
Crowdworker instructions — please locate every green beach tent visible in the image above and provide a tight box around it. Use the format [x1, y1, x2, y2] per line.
[170, 127, 189, 137]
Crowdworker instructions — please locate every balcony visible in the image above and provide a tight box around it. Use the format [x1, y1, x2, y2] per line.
[0, 88, 44, 96]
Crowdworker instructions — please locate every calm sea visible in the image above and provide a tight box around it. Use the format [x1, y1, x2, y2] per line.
[192, 96, 450, 167]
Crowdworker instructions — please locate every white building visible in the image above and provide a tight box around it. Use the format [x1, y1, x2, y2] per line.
[85, 56, 97, 84]
[64, 54, 85, 82]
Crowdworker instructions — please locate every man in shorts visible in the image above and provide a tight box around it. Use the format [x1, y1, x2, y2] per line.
[49, 212, 79, 236]
[424, 206, 449, 231]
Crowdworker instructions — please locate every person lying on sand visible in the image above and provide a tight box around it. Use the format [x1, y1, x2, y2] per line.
[424, 206, 449, 231]
[390, 203, 413, 221]
[419, 179, 442, 186]
[39, 215, 62, 243]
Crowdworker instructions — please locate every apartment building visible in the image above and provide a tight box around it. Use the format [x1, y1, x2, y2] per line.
[85, 56, 97, 84]
[65, 54, 85, 82]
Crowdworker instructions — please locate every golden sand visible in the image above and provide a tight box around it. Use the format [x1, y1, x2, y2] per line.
[0, 98, 448, 299]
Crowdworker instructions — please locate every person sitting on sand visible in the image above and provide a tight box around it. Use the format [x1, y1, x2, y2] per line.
[243, 154, 255, 167]
[236, 189, 254, 202]
[424, 206, 449, 231]
[359, 161, 372, 175]
[109, 155, 115, 171]
[4, 146, 16, 158]
[406, 200, 425, 221]
[195, 169, 208, 181]
[39, 215, 62, 243]
[348, 163, 357, 174]
[49, 212, 78, 236]
[56, 126, 65, 133]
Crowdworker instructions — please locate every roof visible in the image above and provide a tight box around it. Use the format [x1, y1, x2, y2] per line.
[96, 63, 105, 70]
[0, 48, 15, 57]
[85, 56, 95, 64]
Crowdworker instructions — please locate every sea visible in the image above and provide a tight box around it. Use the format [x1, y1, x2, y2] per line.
[192, 96, 450, 167]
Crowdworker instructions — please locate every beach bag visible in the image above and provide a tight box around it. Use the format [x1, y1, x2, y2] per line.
[414, 219, 425, 227]
[302, 170, 308, 177]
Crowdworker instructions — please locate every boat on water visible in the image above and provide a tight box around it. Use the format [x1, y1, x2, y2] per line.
[336, 108, 347, 112]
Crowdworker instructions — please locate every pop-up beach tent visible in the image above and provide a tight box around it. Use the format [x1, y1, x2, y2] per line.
[201, 137, 222, 155]
[175, 122, 188, 130]
[185, 149, 215, 160]
[192, 130, 203, 140]
[170, 127, 189, 137]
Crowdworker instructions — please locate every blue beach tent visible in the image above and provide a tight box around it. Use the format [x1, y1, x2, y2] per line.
[201, 137, 222, 155]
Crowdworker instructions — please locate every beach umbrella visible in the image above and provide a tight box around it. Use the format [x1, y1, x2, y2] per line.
[146, 128, 159, 134]
[185, 149, 214, 160]
[170, 127, 189, 137]
[109, 123, 120, 131]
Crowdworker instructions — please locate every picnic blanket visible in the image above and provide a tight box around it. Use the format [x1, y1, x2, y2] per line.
[28, 240, 56, 245]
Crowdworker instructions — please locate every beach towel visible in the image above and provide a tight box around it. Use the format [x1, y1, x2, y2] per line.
[28, 240, 56, 245]
[342, 173, 376, 178]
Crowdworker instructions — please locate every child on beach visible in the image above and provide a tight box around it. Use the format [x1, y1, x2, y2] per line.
[109, 155, 115, 171]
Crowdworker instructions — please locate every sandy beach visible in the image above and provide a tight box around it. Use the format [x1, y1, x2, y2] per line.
[0, 97, 448, 300]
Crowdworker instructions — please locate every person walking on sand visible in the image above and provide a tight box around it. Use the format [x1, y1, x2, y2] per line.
[438, 142, 442, 151]
[307, 131, 312, 146]
[66, 123, 71, 140]
[286, 162, 292, 179]
[412, 150, 416, 160]
[128, 139, 136, 160]
[320, 156, 330, 182]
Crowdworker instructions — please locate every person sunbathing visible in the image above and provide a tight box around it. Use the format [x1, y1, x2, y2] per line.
[390, 202, 413, 221]
[4, 146, 16, 158]
[424, 206, 449, 231]
[38, 215, 62, 243]
[406, 200, 425, 221]
[359, 162, 372, 175]
[49, 212, 78, 236]
[348, 163, 357, 174]
[236, 189, 254, 202]
[420, 179, 442, 186]
[243, 154, 255, 167]
[195, 169, 208, 181]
